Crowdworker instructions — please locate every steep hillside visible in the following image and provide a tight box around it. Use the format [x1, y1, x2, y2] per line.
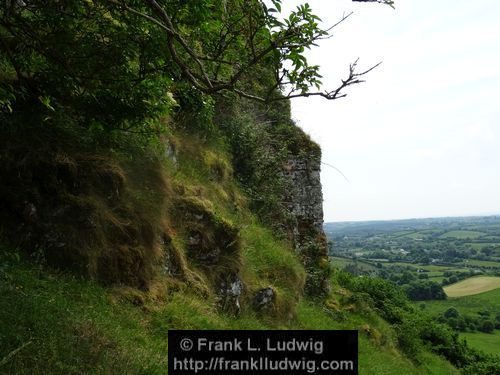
[1, 1, 498, 374]
[0, 111, 487, 374]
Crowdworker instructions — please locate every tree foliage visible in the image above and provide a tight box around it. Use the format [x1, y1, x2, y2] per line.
[1, 0, 178, 134]
[1, 0, 390, 136]
[109, 0, 381, 102]
[403, 280, 446, 301]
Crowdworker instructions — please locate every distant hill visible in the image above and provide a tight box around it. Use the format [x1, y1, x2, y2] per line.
[324, 216, 500, 236]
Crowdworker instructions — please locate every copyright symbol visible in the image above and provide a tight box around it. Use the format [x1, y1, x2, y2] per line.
[180, 338, 193, 351]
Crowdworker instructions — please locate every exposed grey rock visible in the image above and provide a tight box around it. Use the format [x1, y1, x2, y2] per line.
[281, 157, 324, 252]
[44, 231, 66, 249]
[220, 274, 243, 315]
[280, 154, 330, 296]
[254, 287, 275, 308]
[187, 233, 201, 246]
[160, 234, 173, 275]
[165, 141, 178, 167]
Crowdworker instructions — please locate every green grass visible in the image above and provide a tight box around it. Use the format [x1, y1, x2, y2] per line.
[439, 230, 486, 239]
[401, 231, 425, 239]
[0, 249, 462, 375]
[384, 262, 469, 275]
[392, 230, 414, 237]
[400, 229, 440, 239]
[443, 276, 500, 297]
[418, 287, 500, 360]
[422, 287, 500, 317]
[384, 262, 449, 271]
[465, 243, 500, 251]
[462, 259, 500, 268]
[482, 236, 500, 241]
[330, 257, 378, 272]
[336, 259, 474, 284]
[294, 301, 459, 375]
[461, 331, 500, 356]
[0, 257, 168, 374]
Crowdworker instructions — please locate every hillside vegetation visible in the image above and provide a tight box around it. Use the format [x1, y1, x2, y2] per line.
[423, 287, 500, 360]
[1, 1, 499, 374]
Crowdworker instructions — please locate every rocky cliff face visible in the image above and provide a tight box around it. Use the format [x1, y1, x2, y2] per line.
[283, 156, 325, 253]
[280, 142, 330, 296]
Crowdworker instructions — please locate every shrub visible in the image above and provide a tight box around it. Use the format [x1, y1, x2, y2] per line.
[479, 320, 495, 333]
[444, 307, 459, 319]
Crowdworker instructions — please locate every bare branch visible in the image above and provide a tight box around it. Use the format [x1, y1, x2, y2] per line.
[239, 60, 382, 102]
[324, 11, 353, 34]
[108, 0, 381, 103]
[352, 0, 395, 8]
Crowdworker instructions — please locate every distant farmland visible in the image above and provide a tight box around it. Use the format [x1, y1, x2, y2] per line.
[439, 230, 485, 239]
[423, 288, 500, 356]
[444, 276, 500, 297]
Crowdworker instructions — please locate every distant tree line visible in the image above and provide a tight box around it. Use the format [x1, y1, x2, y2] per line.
[435, 307, 500, 334]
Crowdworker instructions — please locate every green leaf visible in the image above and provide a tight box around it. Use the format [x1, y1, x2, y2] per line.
[38, 96, 55, 111]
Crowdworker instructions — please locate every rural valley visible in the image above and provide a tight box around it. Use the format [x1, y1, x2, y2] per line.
[325, 216, 500, 356]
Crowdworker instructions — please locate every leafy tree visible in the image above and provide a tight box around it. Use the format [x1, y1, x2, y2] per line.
[481, 247, 494, 256]
[1, 1, 175, 134]
[404, 280, 446, 301]
[447, 317, 458, 330]
[1, 0, 393, 139]
[105, 0, 385, 103]
[457, 317, 467, 332]
[444, 307, 459, 319]
[480, 320, 495, 333]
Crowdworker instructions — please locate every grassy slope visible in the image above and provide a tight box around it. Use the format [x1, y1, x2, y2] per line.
[0, 129, 460, 374]
[0, 254, 459, 375]
[461, 332, 500, 357]
[443, 276, 500, 297]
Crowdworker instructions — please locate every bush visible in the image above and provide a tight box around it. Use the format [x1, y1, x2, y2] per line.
[479, 320, 495, 333]
[444, 307, 459, 319]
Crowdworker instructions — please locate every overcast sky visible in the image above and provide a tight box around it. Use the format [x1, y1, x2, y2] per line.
[283, 0, 500, 222]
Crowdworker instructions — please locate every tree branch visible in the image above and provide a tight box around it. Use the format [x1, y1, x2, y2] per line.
[352, 0, 395, 8]
[108, 0, 381, 103]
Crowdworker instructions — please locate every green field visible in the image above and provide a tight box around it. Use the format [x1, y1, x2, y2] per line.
[422, 288, 500, 356]
[399, 229, 440, 239]
[330, 257, 377, 272]
[384, 262, 466, 272]
[439, 230, 486, 239]
[483, 236, 500, 241]
[392, 230, 414, 237]
[400, 231, 426, 239]
[444, 276, 500, 297]
[461, 331, 500, 356]
[462, 259, 500, 268]
[334, 258, 474, 283]
[465, 243, 500, 250]
[382, 262, 469, 282]
[423, 288, 500, 317]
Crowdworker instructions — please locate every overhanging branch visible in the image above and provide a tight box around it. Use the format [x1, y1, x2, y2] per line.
[107, 0, 382, 103]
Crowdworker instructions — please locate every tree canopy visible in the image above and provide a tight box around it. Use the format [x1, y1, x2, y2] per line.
[1, 0, 391, 134]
